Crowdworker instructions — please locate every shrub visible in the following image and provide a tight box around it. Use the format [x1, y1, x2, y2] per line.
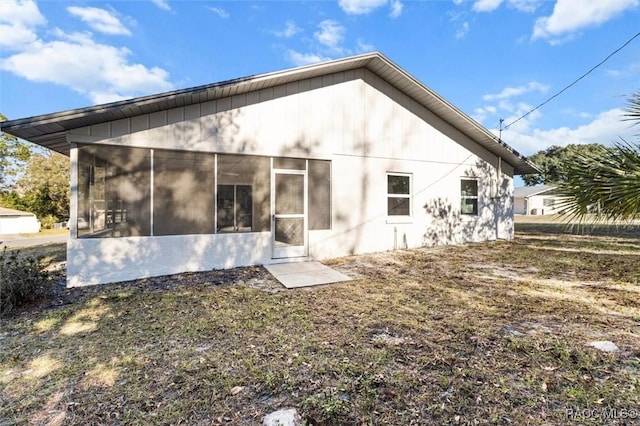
[40, 214, 57, 230]
[0, 246, 48, 316]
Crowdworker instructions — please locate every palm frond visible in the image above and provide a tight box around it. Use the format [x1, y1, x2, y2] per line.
[556, 140, 640, 223]
[623, 91, 640, 126]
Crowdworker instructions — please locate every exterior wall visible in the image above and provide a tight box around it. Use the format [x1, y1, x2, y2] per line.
[309, 155, 513, 261]
[67, 68, 515, 286]
[523, 194, 563, 215]
[514, 197, 526, 215]
[0, 215, 40, 234]
[67, 233, 272, 287]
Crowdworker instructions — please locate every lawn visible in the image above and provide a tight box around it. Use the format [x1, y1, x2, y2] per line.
[1, 231, 639, 425]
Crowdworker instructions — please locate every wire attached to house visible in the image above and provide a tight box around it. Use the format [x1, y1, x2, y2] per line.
[503, 31, 640, 130]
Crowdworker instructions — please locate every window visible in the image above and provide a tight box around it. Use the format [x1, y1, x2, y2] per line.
[460, 179, 478, 215]
[217, 154, 270, 232]
[153, 150, 215, 235]
[543, 198, 555, 207]
[75, 147, 329, 238]
[308, 160, 331, 230]
[77, 145, 151, 238]
[387, 173, 411, 216]
[217, 185, 253, 232]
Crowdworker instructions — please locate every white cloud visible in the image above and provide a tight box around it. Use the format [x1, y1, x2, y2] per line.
[472, 0, 503, 12]
[501, 102, 542, 132]
[507, 0, 541, 12]
[470, 0, 542, 13]
[274, 21, 301, 38]
[0, 0, 45, 26]
[314, 20, 345, 51]
[338, 0, 388, 14]
[472, 105, 498, 123]
[285, 50, 330, 67]
[533, 0, 639, 40]
[483, 81, 549, 101]
[456, 22, 470, 39]
[503, 108, 636, 155]
[604, 61, 640, 78]
[389, 0, 403, 18]
[282, 19, 349, 67]
[208, 7, 230, 19]
[67, 6, 131, 36]
[1, 29, 174, 104]
[0, 23, 38, 49]
[356, 38, 375, 53]
[150, 0, 171, 11]
[338, 0, 404, 17]
[0, 0, 46, 49]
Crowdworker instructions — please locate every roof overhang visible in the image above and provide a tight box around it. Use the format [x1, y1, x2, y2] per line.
[514, 185, 558, 198]
[1, 52, 540, 175]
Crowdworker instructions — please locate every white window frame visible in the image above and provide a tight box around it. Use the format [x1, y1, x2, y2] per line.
[460, 178, 479, 216]
[386, 172, 412, 223]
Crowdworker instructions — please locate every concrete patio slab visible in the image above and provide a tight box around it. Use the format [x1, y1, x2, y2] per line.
[264, 261, 352, 289]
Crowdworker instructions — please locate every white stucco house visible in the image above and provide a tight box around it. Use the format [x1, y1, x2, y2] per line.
[514, 185, 563, 215]
[1, 53, 538, 287]
[0, 207, 41, 235]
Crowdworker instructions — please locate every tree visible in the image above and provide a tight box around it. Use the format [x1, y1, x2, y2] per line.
[521, 143, 607, 186]
[1, 113, 70, 226]
[14, 152, 70, 221]
[0, 151, 70, 225]
[557, 91, 640, 222]
[0, 113, 30, 190]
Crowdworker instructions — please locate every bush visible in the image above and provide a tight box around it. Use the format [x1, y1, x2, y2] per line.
[40, 214, 57, 230]
[0, 246, 48, 316]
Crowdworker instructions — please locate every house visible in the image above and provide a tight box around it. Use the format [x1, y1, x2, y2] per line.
[514, 185, 563, 215]
[0, 207, 41, 235]
[1, 52, 538, 287]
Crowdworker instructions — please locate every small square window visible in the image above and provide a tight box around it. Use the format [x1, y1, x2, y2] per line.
[460, 179, 478, 215]
[387, 174, 411, 217]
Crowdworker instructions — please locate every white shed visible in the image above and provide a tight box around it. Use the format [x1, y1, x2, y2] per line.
[0, 207, 41, 235]
[1, 52, 539, 287]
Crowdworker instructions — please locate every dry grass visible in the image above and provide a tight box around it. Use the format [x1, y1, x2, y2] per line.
[17, 228, 69, 238]
[1, 232, 639, 425]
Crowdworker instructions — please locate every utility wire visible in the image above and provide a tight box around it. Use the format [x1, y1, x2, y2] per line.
[504, 31, 640, 130]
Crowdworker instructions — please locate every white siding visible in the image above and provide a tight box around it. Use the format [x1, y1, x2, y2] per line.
[67, 233, 272, 287]
[0, 215, 40, 234]
[524, 195, 563, 215]
[66, 68, 515, 286]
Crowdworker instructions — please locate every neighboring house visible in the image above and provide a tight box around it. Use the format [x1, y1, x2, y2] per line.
[1, 52, 538, 287]
[0, 207, 41, 235]
[514, 185, 563, 215]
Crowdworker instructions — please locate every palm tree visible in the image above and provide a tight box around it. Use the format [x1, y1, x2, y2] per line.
[557, 91, 640, 222]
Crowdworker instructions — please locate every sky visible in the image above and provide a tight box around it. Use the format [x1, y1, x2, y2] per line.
[1, 0, 640, 175]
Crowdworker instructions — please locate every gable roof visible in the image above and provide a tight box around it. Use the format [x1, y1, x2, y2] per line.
[514, 185, 557, 198]
[1, 52, 539, 174]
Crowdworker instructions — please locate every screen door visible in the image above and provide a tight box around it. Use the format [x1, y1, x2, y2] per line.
[272, 170, 307, 258]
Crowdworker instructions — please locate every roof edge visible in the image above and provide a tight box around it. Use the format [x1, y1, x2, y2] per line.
[0, 52, 382, 131]
[1, 51, 540, 175]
